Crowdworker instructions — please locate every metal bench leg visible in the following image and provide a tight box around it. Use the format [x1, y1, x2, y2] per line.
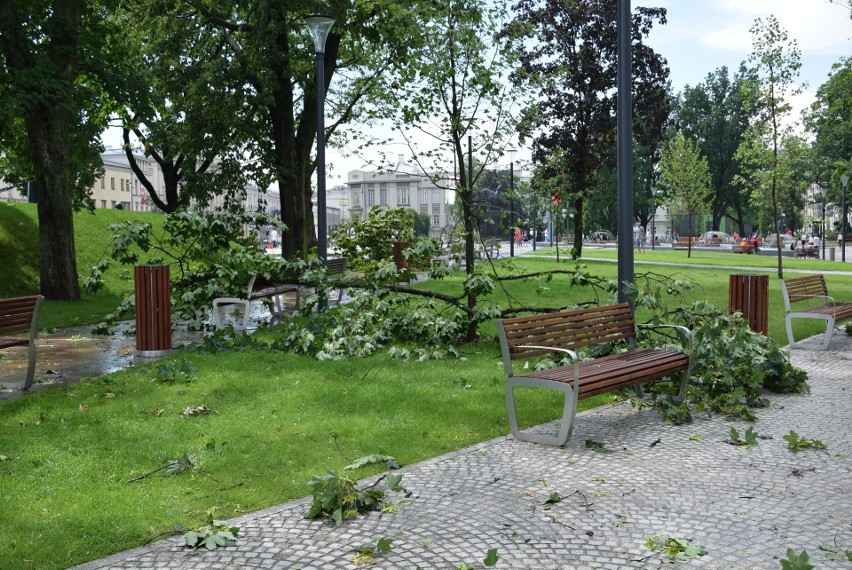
[212, 298, 250, 332]
[23, 296, 43, 391]
[24, 339, 38, 391]
[784, 314, 796, 347]
[787, 313, 834, 350]
[506, 377, 578, 446]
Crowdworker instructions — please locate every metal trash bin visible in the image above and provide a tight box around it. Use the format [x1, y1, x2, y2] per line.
[728, 274, 768, 335]
[828, 246, 835, 261]
[135, 264, 172, 356]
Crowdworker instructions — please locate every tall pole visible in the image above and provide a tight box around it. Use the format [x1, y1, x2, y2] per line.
[616, 0, 634, 303]
[651, 187, 657, 251]
[508, 149, 516, 257]
[842, 174, 849, 263]
[532, 206, 537, 252]
[305, 15, 335, 264]
[821, 188, 827, 260]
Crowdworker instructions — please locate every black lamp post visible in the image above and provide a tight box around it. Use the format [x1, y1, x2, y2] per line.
[842, 174, 849, 263]
[305, 14, 335, 264]
[820, 185, 827, 259]
[651, 186, 658, 251]
[507, 148, 517, 257]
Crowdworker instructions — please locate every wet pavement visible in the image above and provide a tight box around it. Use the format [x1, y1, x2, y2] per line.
[0, 321, 206, 400]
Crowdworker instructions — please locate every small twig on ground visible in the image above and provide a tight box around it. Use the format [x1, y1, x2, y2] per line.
[570, 490, 594, 510]
[128, 463, 178, 483]
[332, 432, 351, 463]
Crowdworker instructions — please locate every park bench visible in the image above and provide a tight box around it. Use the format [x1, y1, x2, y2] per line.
[212, 258, 347, 330]
[431, 241, 465, 269]
[476, 238, 501, 261]
[731, 244, 754, 254]
[780, 274, 852, 350]
[0, 295, 44, 391]
[792, 246, 819, 259]
[496, 303, 692, 446]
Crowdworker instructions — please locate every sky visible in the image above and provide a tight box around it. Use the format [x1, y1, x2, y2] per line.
[101, 0, 851, 187]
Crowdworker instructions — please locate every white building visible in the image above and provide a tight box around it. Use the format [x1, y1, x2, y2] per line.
[345, 155, 454, 233]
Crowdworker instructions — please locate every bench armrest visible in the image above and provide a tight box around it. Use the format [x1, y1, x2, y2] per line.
[636, 323, 693, 352]
[787, 293, 832, 306]
[515, 345, 579, 363]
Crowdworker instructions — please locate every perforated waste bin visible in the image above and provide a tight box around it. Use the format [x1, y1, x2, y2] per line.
[728, 274, 768, 335]
[135, 264, 172, 356]
[828, 246, 835, 261]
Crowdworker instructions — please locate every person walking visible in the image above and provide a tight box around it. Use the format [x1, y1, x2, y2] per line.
[633, 222, 646, 253]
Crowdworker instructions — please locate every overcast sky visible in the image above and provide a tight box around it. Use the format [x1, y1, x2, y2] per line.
[101, 1, 851, 186]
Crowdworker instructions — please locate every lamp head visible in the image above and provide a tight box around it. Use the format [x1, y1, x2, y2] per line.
[305, 15, 335, 53]
[506, 148, 517, 163]
[842, 174, 849, 189]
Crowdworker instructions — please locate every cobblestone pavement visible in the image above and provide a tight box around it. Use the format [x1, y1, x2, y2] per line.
[73, 333, 852, 570]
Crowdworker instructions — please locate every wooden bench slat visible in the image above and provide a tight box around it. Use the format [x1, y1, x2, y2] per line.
[0, 338, 29, 349]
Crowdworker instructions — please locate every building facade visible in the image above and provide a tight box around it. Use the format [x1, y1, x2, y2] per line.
[345, 156, 453, 233]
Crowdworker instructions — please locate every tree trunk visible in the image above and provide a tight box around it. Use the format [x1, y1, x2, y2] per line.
[572, 197, 583, 259]
[26, 106, 81, 300]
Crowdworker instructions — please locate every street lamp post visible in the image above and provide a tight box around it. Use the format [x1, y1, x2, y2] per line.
[842, 174, 849, 263]
[820, 185, 827, 259]
[651, 186, 658, 251]
[508, 148, 517, 257]
[305, 14, 335, 264]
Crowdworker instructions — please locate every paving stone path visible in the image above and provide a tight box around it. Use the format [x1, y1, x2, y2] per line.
[74, 333, 852, 570]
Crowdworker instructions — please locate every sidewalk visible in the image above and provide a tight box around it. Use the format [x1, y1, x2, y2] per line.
[71, 332, 852, 569]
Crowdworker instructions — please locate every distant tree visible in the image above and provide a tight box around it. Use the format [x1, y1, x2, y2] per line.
[0, 1, 113, 300]
[658, 132, 712, 258]
[106, 3, 255, 214]
[388, 0, 519, 341]
[805, 57, 852, 205]
[676, 65, 757, 235]
[503, 0, 670, 258]
[736, 15, 802, 278]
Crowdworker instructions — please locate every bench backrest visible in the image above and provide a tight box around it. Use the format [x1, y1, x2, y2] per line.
[0, 295, 44, 336]
[781, 274, 828, 313]
[325, 257, 347, 277]
[250, 258, 348, 295]
[780, 275, 828, 312]
[497, 303, 636, 376]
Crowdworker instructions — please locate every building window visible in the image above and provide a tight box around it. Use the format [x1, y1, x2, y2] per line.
[110, 177, 115, 190]
[432, 189, 440, 204]
[111, 200, 116, 208]
[418, 188, 428, 205]
[120, 179, 124, 192]
[380, 188, 387, 206]
[398, 187, 409, 205]
[126, 179, 131, 192]
[100, 178, 105, 189]
[432, 214, 440, 226]
[366, 186, 375, 206]
[101, 200, 107, 208]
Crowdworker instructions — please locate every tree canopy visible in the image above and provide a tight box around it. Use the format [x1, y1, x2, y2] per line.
[502, 0, 670, 257]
